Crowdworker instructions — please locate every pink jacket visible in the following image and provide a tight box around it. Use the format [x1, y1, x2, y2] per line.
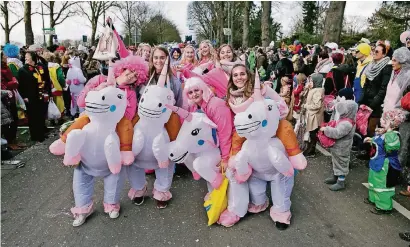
[77, 74, 137, 121]
[198, 58, 215, 71]
[186, 95, 233, 162]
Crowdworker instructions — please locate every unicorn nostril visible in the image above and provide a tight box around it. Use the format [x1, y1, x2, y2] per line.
[102, 96, 105, 100]
[158, 103, 162, 107]
[248, 114, 252, 119]
[141, 98, 144, 103]
[170, 153, 174, 157]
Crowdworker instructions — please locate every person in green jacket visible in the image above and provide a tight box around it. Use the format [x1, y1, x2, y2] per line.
[364, 109, 406, 214]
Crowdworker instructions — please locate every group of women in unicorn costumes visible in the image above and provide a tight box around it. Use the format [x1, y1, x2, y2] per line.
[50, 41, 307, 230]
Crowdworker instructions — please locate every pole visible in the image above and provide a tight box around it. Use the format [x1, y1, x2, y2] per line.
[227, 1, 230, 45]
[41, 1, 46, 46]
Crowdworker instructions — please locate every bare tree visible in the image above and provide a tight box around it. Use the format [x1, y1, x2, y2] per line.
[24, 1, 34, 45]
[343, 15, 368, 35]
[0, 1, 24, 44]
[38, 1, 78, 46]
[261, 1, 271, 47]
[242, 1, 250, 48]
[322, 1, 346, 44]
[76, 1, 118, 46]
[187, 2, 216, 41]
[114, 1, 152, 46]
[216, 2, 224, 45]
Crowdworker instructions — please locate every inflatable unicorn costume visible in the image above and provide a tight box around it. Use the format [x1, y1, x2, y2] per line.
[63, 86, 127, 227]
[127, 58, 176, 208]
[66, 56, 86, 116]
[219, 71, 295, 230]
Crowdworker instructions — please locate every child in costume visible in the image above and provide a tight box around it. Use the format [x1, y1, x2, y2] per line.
[66, 56, 87, 117]
[49, 55, 148, 166]
[43, 52, 66, 119]
[63, 86, 128, 227]
[364, 109, 406, 214]
[3, 43, 23, 78]
[320, 89, 357, 191]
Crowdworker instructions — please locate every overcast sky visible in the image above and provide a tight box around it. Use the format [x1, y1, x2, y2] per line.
[1, 1, 382, 45]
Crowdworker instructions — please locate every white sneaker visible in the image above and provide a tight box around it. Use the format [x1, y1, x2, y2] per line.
[72, 212, 93, 227]
[108, 211, 119, 219]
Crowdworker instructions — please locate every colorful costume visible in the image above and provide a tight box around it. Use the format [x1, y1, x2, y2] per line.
[47, 62, 66, 115]
[127, 59, 179, 205]
[3, 44, 22, 78]
[50, 56, 148, 166]
[222, 73, 294, 230]
[63, 86, 128, 226]
[66, 57, 86, 116]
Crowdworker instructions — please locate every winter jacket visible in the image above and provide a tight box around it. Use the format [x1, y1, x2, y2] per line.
[359, 64, 392, 118]
[304, 87, 324, 131]
[187, 95, 233, 162]
[324, 65, 351, 95]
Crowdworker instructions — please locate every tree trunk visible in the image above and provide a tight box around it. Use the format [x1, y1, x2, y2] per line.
[3, 1, 10, 43]
[242, 1, 250, 48]
[217, 2, 224, 46]
[24, 1, 34, 45]
[261, 1, 271, 47]
[48, 1, 55, 46]
[91, 21, 97, 46]
[322, 1, 346, 44]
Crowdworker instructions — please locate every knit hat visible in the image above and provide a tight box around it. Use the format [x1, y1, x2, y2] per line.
[355, 43, 371, 56]
[310, 73, 323, 88]
[382, 109, 406, 130]
[338, 88, 354, 100]
[27, 44, 43, 52]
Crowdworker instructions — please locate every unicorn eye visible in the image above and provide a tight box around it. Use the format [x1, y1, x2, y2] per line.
[191, 128, 200, 136]
[268, 105, 273, 111]
[117, 94, 123, 99]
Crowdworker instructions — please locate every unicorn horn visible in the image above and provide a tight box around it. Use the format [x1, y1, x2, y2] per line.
[157, 57, 169, 87]
[252, 69, 263, 101]
[165, 104, 192, 122]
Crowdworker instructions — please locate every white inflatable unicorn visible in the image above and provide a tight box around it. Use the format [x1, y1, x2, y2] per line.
[220, 70, 295, 230]
[63, 86, 128, 226]
[166, 106, 224, 191]
[127, 58, 176, 207]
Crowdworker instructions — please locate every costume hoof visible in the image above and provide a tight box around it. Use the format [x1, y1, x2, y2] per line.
[289, 153, 307, 170]
[49, 139, 66, 155]
[217, 210, 240, 227]
[109, 165, 122, 174]
[121, 151, 134, 165]
[192, 172, 201, 181]
[63, 154, 81, 166]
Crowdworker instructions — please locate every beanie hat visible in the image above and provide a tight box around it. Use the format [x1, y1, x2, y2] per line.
[311, 73, 323, 88]
[338, 88, 354, 100]
[56, 46, 66, 52]
[3, 43, 19, 58]
[355, 43, 371, 56]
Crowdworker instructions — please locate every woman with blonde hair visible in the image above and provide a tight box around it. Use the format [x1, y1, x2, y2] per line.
[198, 40, 216, 71]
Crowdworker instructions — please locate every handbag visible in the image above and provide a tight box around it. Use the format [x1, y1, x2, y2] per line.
[318, 118, 355, 148]
[203, 168, 228, 226]
[93, 22, 118, 61]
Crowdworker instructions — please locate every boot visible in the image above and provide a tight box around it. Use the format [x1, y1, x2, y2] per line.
[303, 142, 316, 157]
[329, 177, 345, 191]
[324, 175, 338, 184]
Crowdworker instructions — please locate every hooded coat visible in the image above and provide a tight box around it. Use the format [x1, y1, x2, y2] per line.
[324, 99, 358, 176]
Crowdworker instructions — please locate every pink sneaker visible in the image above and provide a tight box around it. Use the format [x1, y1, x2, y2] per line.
[217, 209, 240, 227]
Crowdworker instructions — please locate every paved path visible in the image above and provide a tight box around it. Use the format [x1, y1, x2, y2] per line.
[1, 138, 409, 247]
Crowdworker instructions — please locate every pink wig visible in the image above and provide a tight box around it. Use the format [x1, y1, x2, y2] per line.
[183, 77, 214, 106]
[111, 55, 149, 86]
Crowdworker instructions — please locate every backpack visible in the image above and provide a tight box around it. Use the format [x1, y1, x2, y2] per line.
[317, 118, 355, 148]
[323, 69, 349, 113]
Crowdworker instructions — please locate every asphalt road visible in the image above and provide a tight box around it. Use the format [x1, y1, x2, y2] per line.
[1, 137, 409, 247]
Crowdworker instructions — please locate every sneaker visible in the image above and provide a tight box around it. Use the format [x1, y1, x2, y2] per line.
[275, 222, 289, 231]
[363, 198, 375, 205]
[133, 196, 145, 206]
[303, 150, 316, 158]
[399, 190, 410, 197]
[324, 175, 338, 184]
[108, 211, 120, 219]
[156, 200, 168, 209]
[72, 211, 93, 227]
[329, 180, 345, 191]
[370, 207, 392, 215]
[399, 232, 410, 242]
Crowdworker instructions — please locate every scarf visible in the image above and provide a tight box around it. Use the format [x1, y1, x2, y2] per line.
[229, 87, 247, 105]
[314, 58, 332, 73]
[365, 56, 390, 81]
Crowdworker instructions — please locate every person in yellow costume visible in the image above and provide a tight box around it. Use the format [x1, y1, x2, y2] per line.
[43, 52, 66, 121]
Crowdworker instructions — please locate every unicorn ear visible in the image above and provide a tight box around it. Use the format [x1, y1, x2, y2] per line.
[201, 114, 217, 128]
